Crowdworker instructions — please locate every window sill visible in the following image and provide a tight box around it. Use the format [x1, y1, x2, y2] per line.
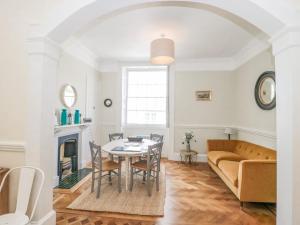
[122, 124, 168, 129]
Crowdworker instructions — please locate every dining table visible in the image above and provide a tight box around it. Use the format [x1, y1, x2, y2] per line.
[102, 138, 157, 191]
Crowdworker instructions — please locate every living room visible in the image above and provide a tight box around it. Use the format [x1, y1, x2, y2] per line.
[0, 1, 300, 225]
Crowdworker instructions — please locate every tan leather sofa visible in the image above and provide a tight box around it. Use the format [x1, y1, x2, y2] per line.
[207, 140, 276, 205]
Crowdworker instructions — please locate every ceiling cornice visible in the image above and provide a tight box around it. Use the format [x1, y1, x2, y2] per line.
[232, 38, 271, 69]
[61, 37, 101, 72]
[174, 58, 236, 71]
[62, 37, 271, 73]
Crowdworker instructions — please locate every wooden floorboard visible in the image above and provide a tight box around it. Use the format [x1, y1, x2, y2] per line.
[54, 160, 276, 225]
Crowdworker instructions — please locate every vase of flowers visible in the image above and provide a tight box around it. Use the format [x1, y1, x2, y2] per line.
[182, 131, 196, 152]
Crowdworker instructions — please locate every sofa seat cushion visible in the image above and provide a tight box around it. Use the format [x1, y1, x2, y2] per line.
[218, 160, 239, 187]
[208, 151, 243, 165]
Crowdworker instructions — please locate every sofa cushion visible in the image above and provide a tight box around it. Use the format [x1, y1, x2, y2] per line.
[234, 141, 276, 160]
[218, 160, 239, 187]
[207, 151, 243, 165]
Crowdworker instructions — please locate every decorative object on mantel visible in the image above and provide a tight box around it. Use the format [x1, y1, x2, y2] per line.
[195, 90, 212, 101]
[61, 109, 67, 125]
[104, 98, 113, 107]
[180, 132, 198, 164]
[74, 109, 81, 124]
[55, 110, 60, 126]
[68, 113, 73, 125]
[83, 118, 92, 123]
[224, 127, 235, 140]
[61, 84, 77, 108]
[255, 71, 276, 110]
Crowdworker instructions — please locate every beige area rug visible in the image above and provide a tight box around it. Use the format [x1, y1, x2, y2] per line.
[67, 167, 166, 216]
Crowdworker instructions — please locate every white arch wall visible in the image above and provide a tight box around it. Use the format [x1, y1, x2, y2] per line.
[41, 0, 298, 43]
[23, 1, 300, 225]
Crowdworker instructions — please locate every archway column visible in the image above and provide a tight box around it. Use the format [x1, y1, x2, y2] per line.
[271, 27, 300, 225]
[26, 36, 61, 225]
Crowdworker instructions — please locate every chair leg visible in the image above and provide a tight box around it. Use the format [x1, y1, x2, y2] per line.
[91, 170, 95, 193]
[142, 171, 146, 183]
[118, 168, 122, 193]
[146, 170, 151, 197]
[96, 170, 102, 198]
[129, 167, 134, 191]
[109, 171, 112, 185]
[156, 170, 159, 192]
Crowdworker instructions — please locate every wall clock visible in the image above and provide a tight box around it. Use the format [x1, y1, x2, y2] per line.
[104, 98, 113, 107]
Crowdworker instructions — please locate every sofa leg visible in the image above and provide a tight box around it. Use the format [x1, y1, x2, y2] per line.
[240, 202, 244, 208]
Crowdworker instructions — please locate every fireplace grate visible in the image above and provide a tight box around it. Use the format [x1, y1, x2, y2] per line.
[56, 168, 92, 189]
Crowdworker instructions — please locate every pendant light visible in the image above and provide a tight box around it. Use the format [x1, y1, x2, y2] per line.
[150, 35, 175, 65]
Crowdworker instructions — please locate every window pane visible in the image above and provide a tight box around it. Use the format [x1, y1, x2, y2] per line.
[125, 67, 168, 125]
[127, 98, 166, 111]
[127, 111, 166, 125]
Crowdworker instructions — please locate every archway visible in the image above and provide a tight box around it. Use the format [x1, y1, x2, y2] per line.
[44, 0, 287, 43]
[26, 1, 300, 225]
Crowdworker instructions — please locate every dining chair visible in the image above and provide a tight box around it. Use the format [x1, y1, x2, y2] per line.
[109, 133, 124, 142]
[139, 133, 164, 177]
[108, 133, 124, 161]
[0, 166, 45, 225]
[150, 133, 164, 143]
[89, 141, 122, 198]
[129, 142, 163, 196]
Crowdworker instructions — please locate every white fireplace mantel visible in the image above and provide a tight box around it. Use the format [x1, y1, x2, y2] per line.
[53, 122, 92, 186]
[54, 123, 91, 134]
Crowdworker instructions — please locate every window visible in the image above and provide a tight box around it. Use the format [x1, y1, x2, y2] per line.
[122, 66, 168, 126]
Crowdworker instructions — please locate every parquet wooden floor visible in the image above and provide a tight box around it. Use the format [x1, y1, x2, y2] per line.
[54, 160, 276, 225]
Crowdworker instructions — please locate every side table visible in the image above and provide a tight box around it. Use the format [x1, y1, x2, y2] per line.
[180, 149, 198, 164]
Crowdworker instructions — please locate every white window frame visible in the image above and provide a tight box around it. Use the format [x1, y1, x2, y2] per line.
[122, 66, 169, 128]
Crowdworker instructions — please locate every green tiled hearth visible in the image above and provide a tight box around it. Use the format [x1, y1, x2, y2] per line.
[56, 168, 92, 189]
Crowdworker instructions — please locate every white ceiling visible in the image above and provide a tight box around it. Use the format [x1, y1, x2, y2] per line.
[73, 5, 267, 62]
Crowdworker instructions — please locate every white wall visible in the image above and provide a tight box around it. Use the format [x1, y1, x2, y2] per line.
[174, 71, 236, 159]
[97, 50, 276, 161]
[234, 49, 276, 148]
[0, 0, 65, 218]
[98, 71, 171, 156]
[98, 72, 120, 145]
[56, 52, 101, 164]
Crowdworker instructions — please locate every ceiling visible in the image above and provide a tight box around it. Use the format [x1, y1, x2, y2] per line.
[72, 5, 267, 62]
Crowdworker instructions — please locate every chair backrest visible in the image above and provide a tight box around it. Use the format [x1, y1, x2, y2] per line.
[89, 141, 102, 170]
[147, 142, 163, 171]
[150, 133, 164, 143]
[0, 166, 45, 220]
[109, 133, 124, 142]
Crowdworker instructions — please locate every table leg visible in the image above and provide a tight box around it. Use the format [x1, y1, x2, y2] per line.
[125, 156, 129, 191]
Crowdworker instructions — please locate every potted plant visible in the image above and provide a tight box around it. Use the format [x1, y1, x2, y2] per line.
[182, 131, 196, 152]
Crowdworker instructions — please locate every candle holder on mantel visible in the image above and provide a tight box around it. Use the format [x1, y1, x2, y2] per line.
[180, 132, 198, 164]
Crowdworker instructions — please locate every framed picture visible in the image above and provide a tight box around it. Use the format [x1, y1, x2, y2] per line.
[195, 90, 212, 101]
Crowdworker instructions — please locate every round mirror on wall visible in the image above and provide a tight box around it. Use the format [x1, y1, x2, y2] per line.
[255, 71, 276, 110]
[61, 85, 77, 108]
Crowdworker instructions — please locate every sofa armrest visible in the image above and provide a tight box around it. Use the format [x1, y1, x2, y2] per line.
[207, 139, 237, 152]
[238, 160, 276, 202]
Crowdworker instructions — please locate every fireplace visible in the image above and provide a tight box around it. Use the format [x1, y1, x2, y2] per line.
[57, 133, 79, 180]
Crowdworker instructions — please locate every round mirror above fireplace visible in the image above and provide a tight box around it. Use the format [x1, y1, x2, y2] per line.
[61, 84, 77, 108]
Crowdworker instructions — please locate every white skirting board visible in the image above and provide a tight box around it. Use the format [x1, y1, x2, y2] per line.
[169, 153, 208, 162]
[29, 210, 56, 225]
